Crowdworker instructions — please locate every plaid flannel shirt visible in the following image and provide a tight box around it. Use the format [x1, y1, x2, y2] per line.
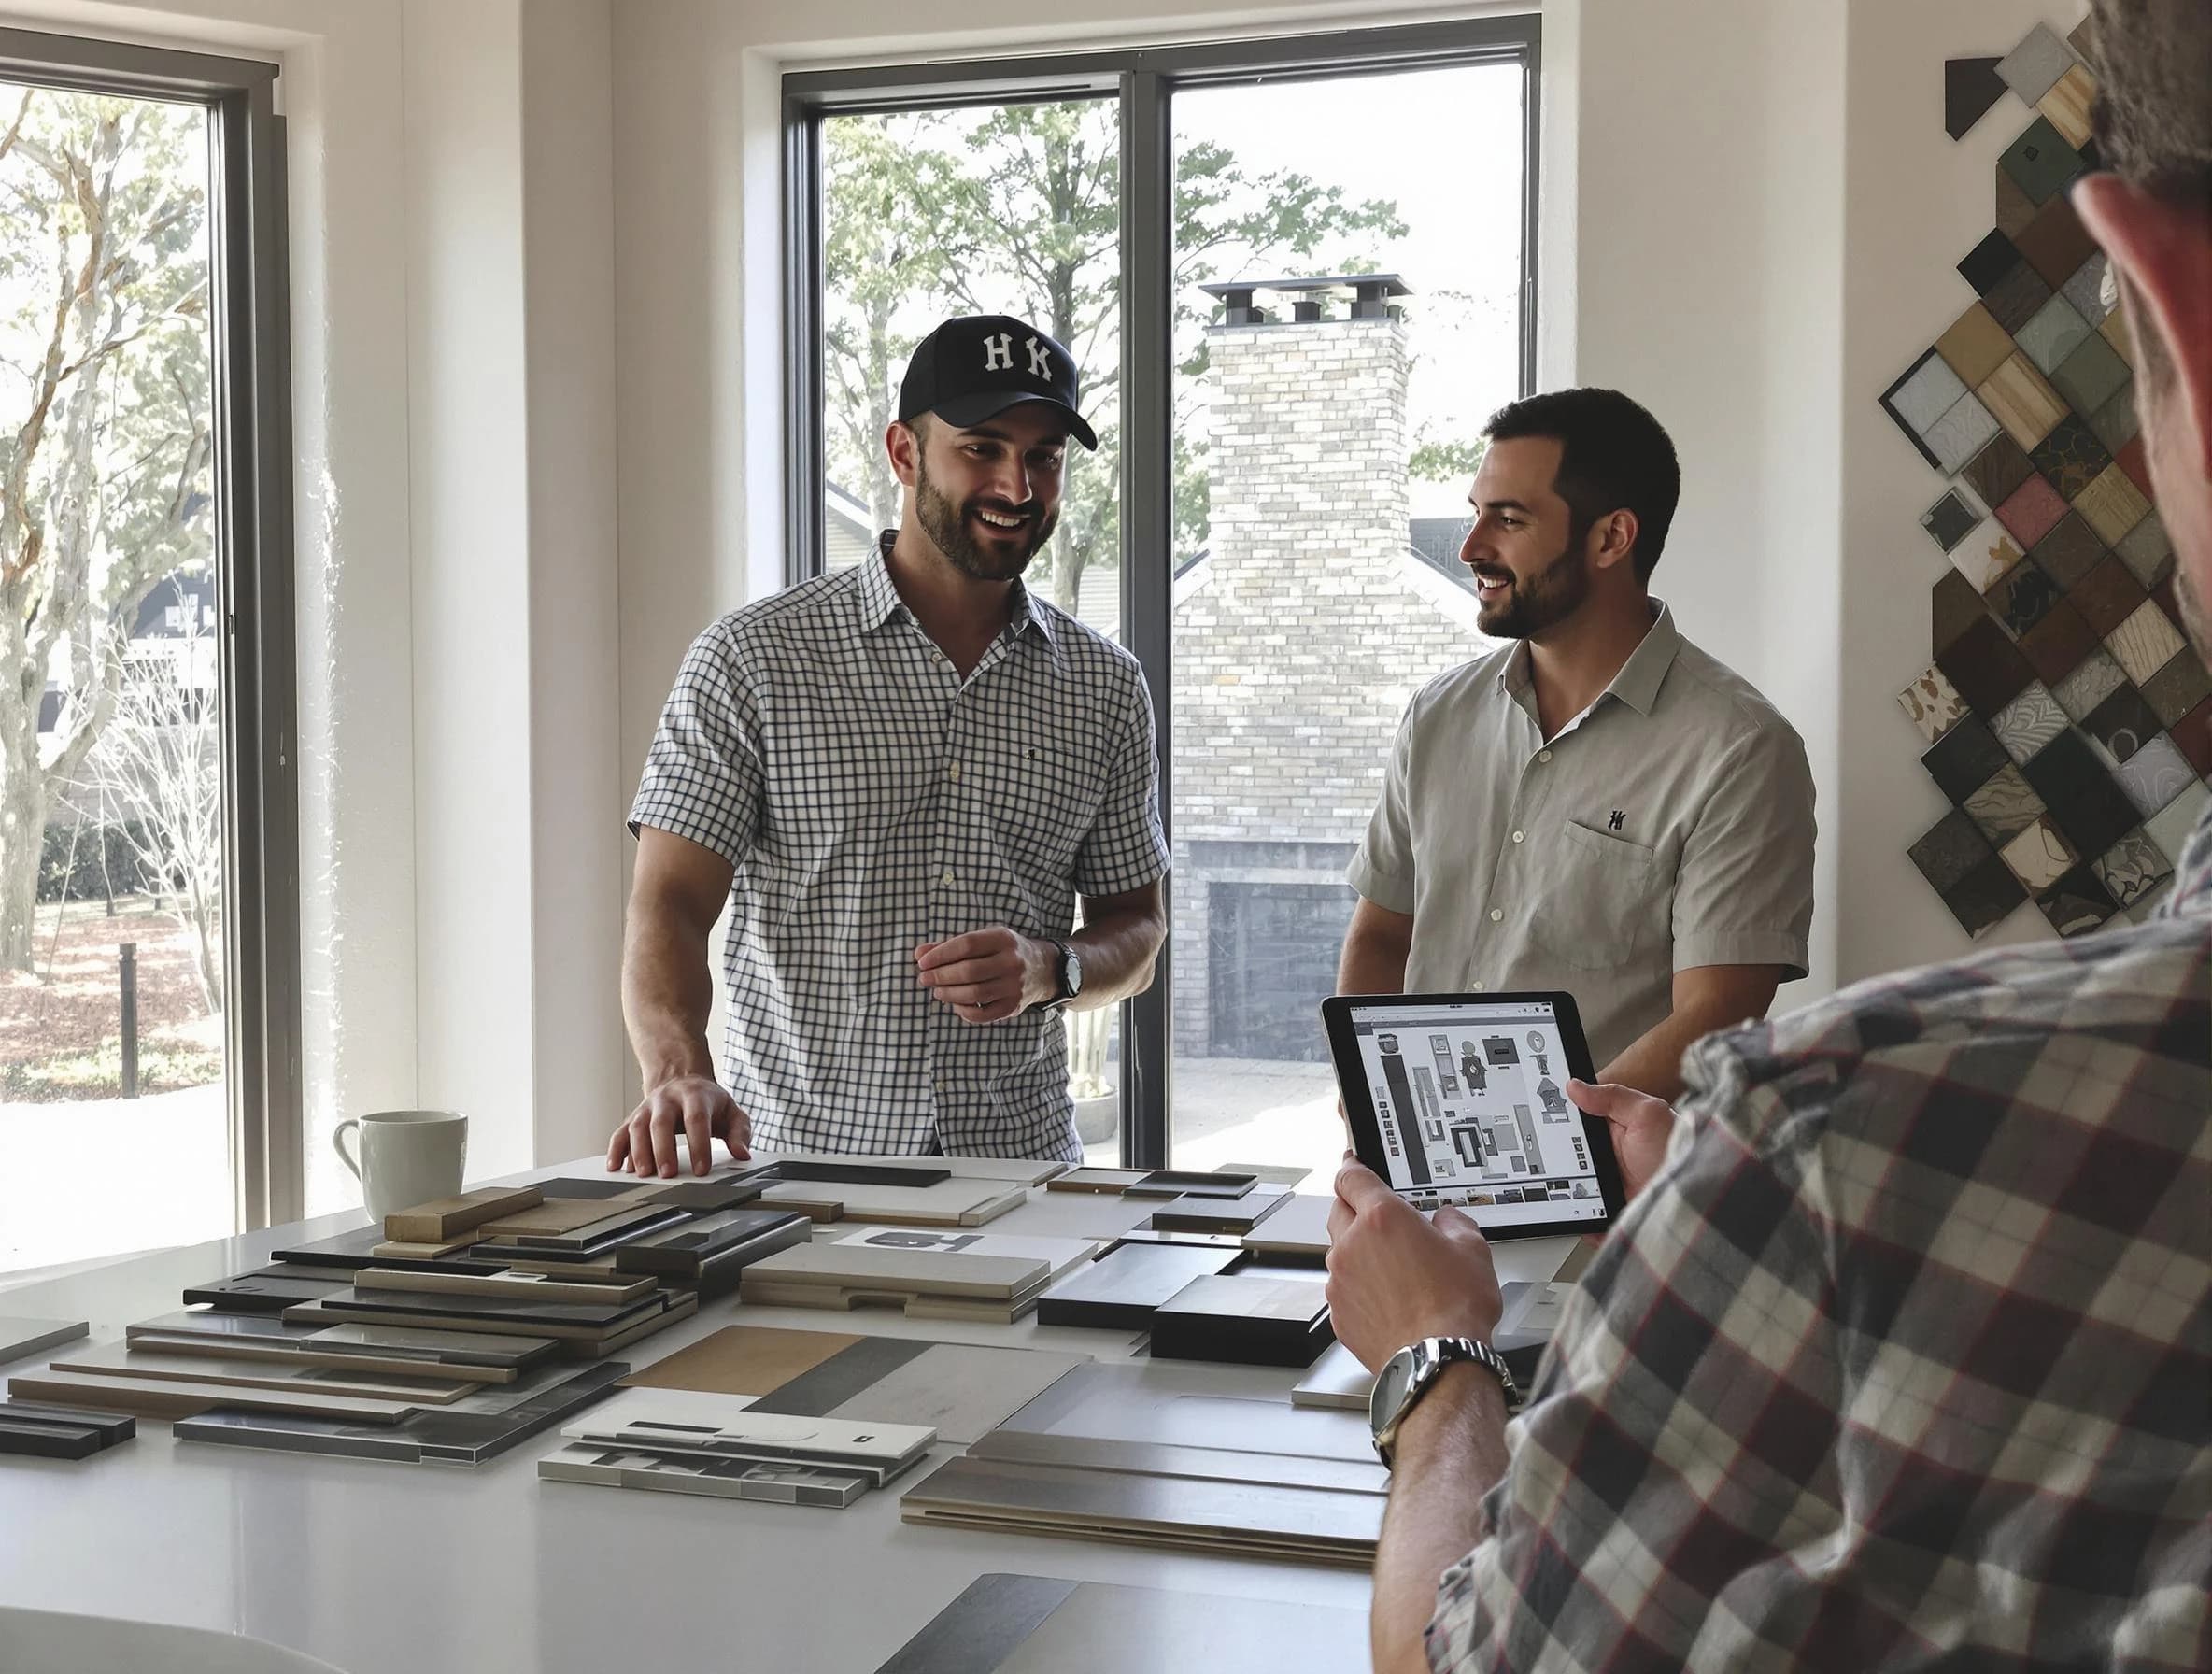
[1429, 806, 2212, 1673]
[630, 535, 1169, 1161]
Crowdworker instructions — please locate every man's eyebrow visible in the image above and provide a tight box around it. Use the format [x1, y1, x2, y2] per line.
[1469, 495, 1535, 515]
[954, 423, 1068, 447]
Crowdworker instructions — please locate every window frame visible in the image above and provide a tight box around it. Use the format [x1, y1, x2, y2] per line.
[0, 27, 301, 1227]
[784, 17, 1541, 1166]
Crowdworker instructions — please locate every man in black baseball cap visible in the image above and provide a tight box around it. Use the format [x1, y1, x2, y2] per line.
[610, 311, 1167, 1175]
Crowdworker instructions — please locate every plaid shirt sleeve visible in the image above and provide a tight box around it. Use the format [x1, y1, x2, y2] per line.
[1426, 891, 2212, 1672]
[1071, 658, 1170, 899]
[628, 620, 764, 868]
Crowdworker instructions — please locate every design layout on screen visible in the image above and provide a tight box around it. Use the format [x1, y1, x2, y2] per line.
[1350, 1000, 1603, 1225]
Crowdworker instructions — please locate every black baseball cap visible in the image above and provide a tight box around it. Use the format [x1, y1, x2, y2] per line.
[898, 315, 1098, 451]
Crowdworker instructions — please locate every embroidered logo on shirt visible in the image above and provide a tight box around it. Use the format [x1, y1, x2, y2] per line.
[1609, 810, 1626, 831]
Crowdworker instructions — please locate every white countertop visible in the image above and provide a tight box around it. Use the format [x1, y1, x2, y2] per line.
[0, 1160, 1575, 1674]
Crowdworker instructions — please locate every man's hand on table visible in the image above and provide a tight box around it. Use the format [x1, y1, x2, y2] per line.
[1325, 1158, 1504, 1372]
[915, 928, 1056, 1024]
[609, 1073, 752, 1177]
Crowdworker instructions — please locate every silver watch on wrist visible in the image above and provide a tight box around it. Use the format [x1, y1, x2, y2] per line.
[1368, 1335, 1520, 1469]
[1040, 936, 1081, 1011]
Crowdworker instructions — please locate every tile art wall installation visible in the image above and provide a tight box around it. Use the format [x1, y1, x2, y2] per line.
[1888, 17, 2209, 940]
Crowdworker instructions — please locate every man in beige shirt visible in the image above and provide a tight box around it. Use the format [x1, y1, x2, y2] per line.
[1341, 388, 1815, 1099]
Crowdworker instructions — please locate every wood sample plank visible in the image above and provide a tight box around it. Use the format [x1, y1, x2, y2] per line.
[353, 1266, 655, 1306]
[384, 1185, 544, 1243]
[1043, 1168, 1152, 1194]
[479, 1197, 664, 1239]
[52, 1341, 476, 1404]
[369, 1235, 483, 1260]
[129, 1309, 557, 1370]
[620, 1324, 862, 1394]
[124, 1330, 518, 1385]
[8, 1367, 426, 1422]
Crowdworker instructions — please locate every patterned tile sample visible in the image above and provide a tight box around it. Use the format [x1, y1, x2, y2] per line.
[2080, 683, 2162, 768]
[1960, 433, 2035, 509]
[1981, 261, 2056, 336]
[2035, 65, 2096, 149]
[2051, 647, 2128, 722]
[2115, 514, 2173, 588]
[2174, 697, 2212, 778]
[1887, 350, 1968, 436]
[2141, 650, 2212, 731]
[2114, 734, 2199, 820]
[2075, 463, 2151, 547]
[1964, 764, 2046, 845]
[2049, 334, 2131, 424]
[2035, 863, 2116, 936]
[1950, 522, 2025, 594]
[2018, 599, 2098, 686]
[1924, 393, 2003, 475]
[1979, 354, 2068, 450]
[2014, 293, 2091, 376]
[1934, 302, 2016, 387]
[2068, 556, 2148, 639]
[2086, 385, 2142, 454]
[1921, 489, 1982, 554]
[1999, 117, 2085, 206]
[1933, 570, 1986, 655]
[1921, 714, 2009, 805]
[1957, 230, 2022, 296]
[1936, 613, 2036, 714]
[1944, 57, 2007, 141]
[1994, 168, 2037, 240]
[1946, 850, 2030, 937]
[1987, 558, 2062, 637]
[1993, 472, 2069, 547]
[2145, 782, 2212, 867]
[2022, 730, 2137, 859]
[2029, 512, 2106, 589]
[2000, 815, 2077, 892]
[2058, 252, 2112, 326]
[1908, 806, 1994, 893]
[1992, 681, 2069, 766]
[1996, 23, 2076, 105]
[1896, 665, 1969, 744]
[2028, 417, 2112, 502]
[2093, 830, 2173, 912]
[2106, 599, 2189, 687]
[2012, 194, 2097, 290]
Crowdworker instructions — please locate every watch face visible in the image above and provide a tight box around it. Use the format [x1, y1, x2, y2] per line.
[1062, 948, 1082, 997]
[1369, 1344, 1417, 1438]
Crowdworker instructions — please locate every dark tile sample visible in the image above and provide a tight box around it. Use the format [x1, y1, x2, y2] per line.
[2030, 417, 2114, 502]
[2049, 333, 2132, 420]
[1921, 715, 2010, 805]
[1936, 612, 2037, 714]
[2001, 116, 2086, 206]
[2069, 556, 2149, 638]
[1987, 559, 2062, 637]
[2013, 193, 2098, 289]
[1958, 229, 2023, 296]
[1921, 490, 1982, 553]
[2117, 434, 2154, 499]
[1944, 57, 2007, 140]
[2087, 385, 2142, 455]
[2035, 864, 2119, 936]
[2022, 731, 2139, 858]
[2141, 650, 2212, 731]
[2030, 512, 2108, 589]
[1946, 851, 2030, 938]
[1982, 261, 2056, 336]
[2151, 575, 2185, 632]
[2176, 697, 2212, 778]
[1932, 571, 1988, 660]
[2082, 683, 2163, 766]
[2018, 600, 2099, 686]
[1908, 806, 1997, 893]
[1995, 168, 2037, 240]
[1961, 433, 2036, 510]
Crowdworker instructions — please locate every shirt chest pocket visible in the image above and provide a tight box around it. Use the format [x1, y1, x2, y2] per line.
[1531, 819, 1674, 968]
[990, 739, 1103, 867]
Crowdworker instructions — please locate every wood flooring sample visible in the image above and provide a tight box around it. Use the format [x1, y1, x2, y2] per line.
[385, 1185, 543, 1242]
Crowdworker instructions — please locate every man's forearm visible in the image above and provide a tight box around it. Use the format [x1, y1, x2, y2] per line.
[622, 901, 718, 1086]
[1372, 1363, 1512, 1674]
[1600, 979, 1777, 1100]
[1339, 928, 1411, 997]
[1066, 905, 1165, 1010]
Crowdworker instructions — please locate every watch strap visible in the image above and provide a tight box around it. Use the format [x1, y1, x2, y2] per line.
[1375, 1335, 1520, 1468]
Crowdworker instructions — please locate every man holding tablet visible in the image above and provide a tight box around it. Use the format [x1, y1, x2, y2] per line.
[1339, 389, 1816, 1099]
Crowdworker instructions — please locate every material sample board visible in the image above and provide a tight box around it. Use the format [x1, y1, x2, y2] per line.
[385, 1185, 544, 1242]
[539, 1443, 870, 1507]
[1035, 1242, 1246, 1332]
[0, 1317, 89, 1366]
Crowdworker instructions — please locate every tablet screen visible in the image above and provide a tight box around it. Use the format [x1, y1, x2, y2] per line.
[1337, 996, 1606, 1227]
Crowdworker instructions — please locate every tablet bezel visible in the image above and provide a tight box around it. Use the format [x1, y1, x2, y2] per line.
[1320, 990, 1628, 1241]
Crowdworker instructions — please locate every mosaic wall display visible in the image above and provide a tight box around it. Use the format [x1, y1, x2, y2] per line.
[1885, 17, 2211, 940]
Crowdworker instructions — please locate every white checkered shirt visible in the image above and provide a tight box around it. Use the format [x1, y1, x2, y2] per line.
[630, 535, 1169, 1161]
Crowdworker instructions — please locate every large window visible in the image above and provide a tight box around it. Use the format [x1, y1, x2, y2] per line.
[788, 21, 1538, 1170]
[0, 30, 295, 1274]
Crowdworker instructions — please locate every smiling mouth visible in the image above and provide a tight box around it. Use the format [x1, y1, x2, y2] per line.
[972, 507, 1028, 534]
[1474, 574, 1511, 598]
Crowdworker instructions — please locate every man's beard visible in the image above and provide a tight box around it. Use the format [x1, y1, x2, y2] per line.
[1472, 526, 1591, 639]
[915, 458, 1056, 582]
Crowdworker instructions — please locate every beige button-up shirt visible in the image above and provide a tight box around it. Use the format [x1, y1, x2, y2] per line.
[1347, 603, 1816, 1070]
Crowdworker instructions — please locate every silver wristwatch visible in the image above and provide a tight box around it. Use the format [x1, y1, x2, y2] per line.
[1042, 936, 1081, 1011]
[1368, 1335, 1520, 1468]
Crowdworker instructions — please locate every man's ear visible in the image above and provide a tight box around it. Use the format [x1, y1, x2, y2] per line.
[1590, 507, 1641, 575]
[2073, 174, 2212, 473]
[886, 420, 922, 489]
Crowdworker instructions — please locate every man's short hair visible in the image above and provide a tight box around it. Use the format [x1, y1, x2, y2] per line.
[2087, 0, 2212, 206]
[1481, 389, 1682, 581]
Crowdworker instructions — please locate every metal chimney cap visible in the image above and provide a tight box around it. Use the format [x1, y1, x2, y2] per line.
[1198, 273, 1411, 301]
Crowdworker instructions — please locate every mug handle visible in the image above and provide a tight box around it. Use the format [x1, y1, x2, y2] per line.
[333, 1119, 362, 1180]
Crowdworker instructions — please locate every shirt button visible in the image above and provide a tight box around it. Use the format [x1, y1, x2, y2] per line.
[1489, 908, 1503, 923]
[1511, 830, 1524, 844]
[947, 761, 961, 782]
[941, 871, 956, 887]
[1471, 981, 1485, 992]
[1537, 749, 1553, 763]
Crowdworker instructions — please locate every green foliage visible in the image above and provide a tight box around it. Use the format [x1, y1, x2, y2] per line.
[1408, 429, 1490, 486]
[37, 818, 155, 902]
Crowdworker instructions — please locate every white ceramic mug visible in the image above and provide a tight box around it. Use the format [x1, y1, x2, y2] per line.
[333, 1110, 468, 1220]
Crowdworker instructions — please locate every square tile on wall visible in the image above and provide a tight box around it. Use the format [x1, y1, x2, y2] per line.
[2173, 696, 2212, 778]
[1992, 680, 2070, 765]
[2059, 252, 2113, 326]
[1921, 714, 2011, 804]
[1908, 806, 1996, 893]
[1992, 473, 2069, 548]
[2100, 308, 2133, 364]
[2106, 599, 2189, 687]
[2141, 650, 2212, 731]
[2035, 861, 2117, 935]
[2145, 782, 2212, 868]
[2115, 515, 2173, 588]
[1921, 489, 1984, 553]
[1964, 764, 2047, 845]
[1996, 22, 2077, 105]
[1958, 229, 2024, 296]
[1945, 57, 2008, 142]
[1924, 393, 2004, 475]
[2028, 417, 2114, 503]
[2014, 292, 2091, 376]
[1950, 522, 2027, 594]
[1987, 557, 2063, 638]
[2000, 117, 2086, 206]
[1979, 354, 2068, 450]
[2068, 556, 2148, 638]
[1934, 570, 1989, 655]
[1897, 665, 1970, 744]
[2086, 385, 2142, 455]
[2049, 333, 2131, 419]
[2075, 463, 2152, 548]
[2029, 512, 2107, 589]
[1995, 169, 2037, 240]
[2021, 730, 2139, 858]
[2019, 599, 2099, 687]
[2093, 830, 2173, 913]
[2051, 647, 2128, 722]
[2000, 814, 2078, 893]
[2079, 682, 2163, 768]
[1944, 850, 2031, 937]
[1935, 302, 2019, 388]
[1885, 349, 1969, 433]
[2114, 733, 2201, 819]
[2012, 194, 2098, 289]
[1961, 432, 2036, 509]
[2117, 436, 2153, 499]
[2036, 64, 2096, 149]
[1982, 261, 2057, 336]
[1936, 612, 2037, 714]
